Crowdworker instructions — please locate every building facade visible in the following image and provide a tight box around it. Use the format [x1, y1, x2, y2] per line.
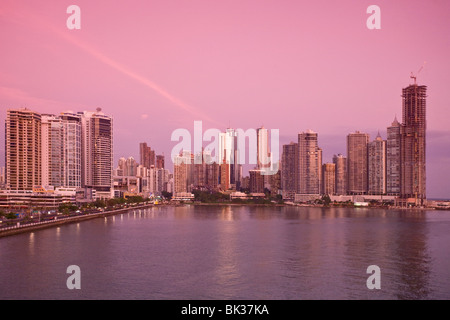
[249, 169, 265, 193]
[281, 142, 298, 200]
[80, 110, 113, 198]
[218, 128, 242, 190]
[256, 126, 270, 170]
[140, 142, 156, 169]
[297, 130, 321, 194]
[322, 163, 336, 196]
[400, 84, 427, 204]
[332, 154, 347, 195]
[5, 109, 42, 190]
[386, 117, 401, 195]
[41, 112, 82, 189]
[368, 133, 386, 195]
[347, 131, 369, 195]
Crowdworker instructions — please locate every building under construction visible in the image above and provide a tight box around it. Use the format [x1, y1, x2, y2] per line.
[400, 82, 427, 206]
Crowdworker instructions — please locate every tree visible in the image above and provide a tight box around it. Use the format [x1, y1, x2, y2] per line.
[93, 199, 106, 208]
[322, 194, 331, 206]
[59, 202, 78, 214]
[6, 212, 17, 219]
[126, 196, 144, 203]
[161, 191, 172, 200]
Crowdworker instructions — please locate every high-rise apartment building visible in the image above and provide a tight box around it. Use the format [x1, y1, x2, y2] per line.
[322, 163, 336, 196]
[41, 114, 64, 188]
[218, 128, 242, 189]
[297, 130, 321, 194]
[80, 110, 113, 198]
[256, 126, 270, 170]
[204, 150, 220, 191]
[218, 129, 233, 190]
[368, 133, 386, 195]
[60, 112, 82, 188]
[156, 154, 165, 169]
[386, 117, 401, 195]
[173, 150, 192, 194]
[249, 169, 265, 193]
[281, 142, 298, 199]
[156, 168, 170, 194]
[400, 83, 427, 204]
[41, 112, 82, 188]
[220, 160, 230, 190]
[5, 108, 111, 197]
[347, 131, 369, 195]
[268, 168, 281, 195]
[140, 142, 156, 169]
[332, 154, 347, 195]
[122, 157, 138, 176]
[5, 109, 42, 190]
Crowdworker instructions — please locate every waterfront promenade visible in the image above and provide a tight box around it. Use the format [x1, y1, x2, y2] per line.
[0, 203, 155, 238]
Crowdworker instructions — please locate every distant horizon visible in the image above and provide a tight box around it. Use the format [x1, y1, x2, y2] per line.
[1, 0, 450, 198]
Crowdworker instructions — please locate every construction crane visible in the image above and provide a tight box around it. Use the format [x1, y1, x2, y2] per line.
[410, 62, 426, 85]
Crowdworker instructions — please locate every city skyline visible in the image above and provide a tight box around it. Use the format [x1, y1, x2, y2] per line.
[0, 78, 434, 201]
[1, 1, 450, 198]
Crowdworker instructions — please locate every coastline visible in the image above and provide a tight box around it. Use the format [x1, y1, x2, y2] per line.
[0, 204, 155, 238]
[0, 201, 438, 239]
[189, 201, 433, 210]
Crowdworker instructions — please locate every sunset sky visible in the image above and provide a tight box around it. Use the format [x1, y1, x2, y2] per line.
[1, 0, 450, 198]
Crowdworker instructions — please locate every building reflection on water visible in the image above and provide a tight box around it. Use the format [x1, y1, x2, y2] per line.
[1, 205, 444, 299]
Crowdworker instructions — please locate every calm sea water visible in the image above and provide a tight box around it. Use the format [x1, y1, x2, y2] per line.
[0, 205, 449, 300]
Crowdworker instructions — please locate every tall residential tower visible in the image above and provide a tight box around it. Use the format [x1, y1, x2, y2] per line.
[297, 130, 322, 194]
[400, 83, 427, 204]
[80, 110, 113, 198]
[5, 109, 42, 190]
[386, 117, 401, 195]
[347, 131, 369, 195]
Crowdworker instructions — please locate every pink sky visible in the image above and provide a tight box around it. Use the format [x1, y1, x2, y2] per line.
[1, 0, 450, 198]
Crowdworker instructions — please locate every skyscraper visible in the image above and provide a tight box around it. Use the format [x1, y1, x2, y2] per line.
[60, 112, 82, 188]
[80, 110, 113, 198]
[257, 126, 270, 170]
[322, 163, 336, 195]
[173, 150, 192, 194]
[220, 159, 230, 190]
[281, 142, 298, 200]
[41, 114, 64, 188]
[218, 128, 242, 190]
[297, 130, 321, 194]
[400, 83, 427, 204]
[368, 133, 386, 195]
[125, 157, 138, 176]
[5, 109, 42, 190]
[140, 142, 156, 169]
[347, 131, 369, 195]
[386, 117, 401, 195]
[249, 169, 265, 193]
[333, 154, 347, 195]
[41, 112, 82, 189]
[5, 108, 111, 197]
[156, 154, 165, 169]
[218, 128, 233, 190]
